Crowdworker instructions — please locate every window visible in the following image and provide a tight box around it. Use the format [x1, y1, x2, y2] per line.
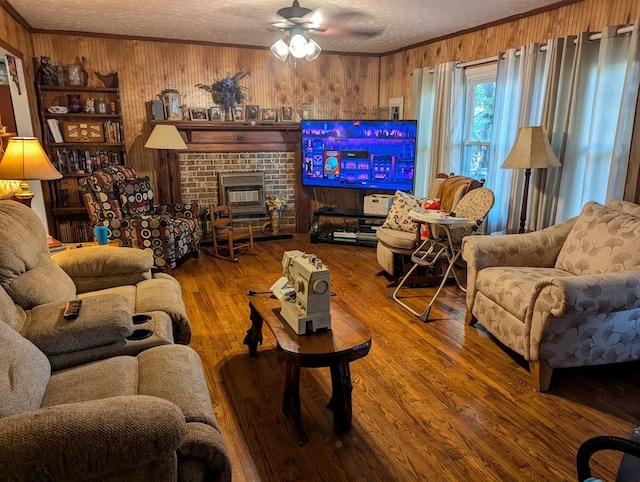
[461, 65, 496, 180]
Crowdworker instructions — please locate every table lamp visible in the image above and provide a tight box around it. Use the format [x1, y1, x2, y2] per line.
[501, 126, 561, 233]
[144, 124, 187, 203]
[0, 137, 62, 207]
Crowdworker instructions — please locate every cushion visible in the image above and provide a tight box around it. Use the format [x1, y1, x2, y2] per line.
[118, 177, 155, 216]
[2, 258, 77, 310]
[22, 294, 133, 356]
[0, 320, 51, 417]
[0, 284, 27, 332]
[556, 201, 640, 275]
[85, 172, 124, 220]
[381, 191, 425, 233]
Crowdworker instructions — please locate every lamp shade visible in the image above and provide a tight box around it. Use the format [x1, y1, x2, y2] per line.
[501, 126, 561, 170]
[144, 124, 188, 150]
[271, 39, 290, 61]
[0, 137, 62, 180]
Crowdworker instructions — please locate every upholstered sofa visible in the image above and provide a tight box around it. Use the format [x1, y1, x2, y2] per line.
[0, 320, 232, 481]
[376, 174, 484, 280]
[462, 200, 640, 391]
[79, 165, 200, 271]
[0, 200, 192, 369]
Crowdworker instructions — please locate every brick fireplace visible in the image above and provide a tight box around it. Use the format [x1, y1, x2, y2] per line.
[153, 121, 309, 233]
[178, 151, 295, 230]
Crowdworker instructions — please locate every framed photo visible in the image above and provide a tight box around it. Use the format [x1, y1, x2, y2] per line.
[162, 93, 181, 120]
[209, 106, 223, 121]
[280, 106, 294, 122]
[189, 107, 209, 121]
[301, 103, 313, 120]
[246, 105, 259, 121]
[260, 108, 276, 122]
[234, 105, 246, 121]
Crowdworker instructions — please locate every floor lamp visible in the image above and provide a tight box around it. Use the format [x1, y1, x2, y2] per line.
[0, 137, 62, 207]
[144, 124, 187, 204]
[501, 126, 561, 233]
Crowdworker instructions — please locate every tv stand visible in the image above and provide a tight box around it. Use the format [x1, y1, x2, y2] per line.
[310, 207, 386, 247]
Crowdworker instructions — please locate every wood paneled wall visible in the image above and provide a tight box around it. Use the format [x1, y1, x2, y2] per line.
[379, 0, 640, 118]
[4, 0, 640, 207]
[29, 35, 380, 179]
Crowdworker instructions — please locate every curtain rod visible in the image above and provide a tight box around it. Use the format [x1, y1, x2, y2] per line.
[431, 24, 636, 72]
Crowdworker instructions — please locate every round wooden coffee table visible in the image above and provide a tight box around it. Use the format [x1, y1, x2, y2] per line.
[243, 294, 371, 445]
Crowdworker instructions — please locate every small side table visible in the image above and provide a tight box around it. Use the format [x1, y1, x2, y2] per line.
[243, 294, 372, 445]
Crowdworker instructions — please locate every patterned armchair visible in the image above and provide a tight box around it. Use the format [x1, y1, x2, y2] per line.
[462, 200, 640, 392]
[79, 166, 200, 270]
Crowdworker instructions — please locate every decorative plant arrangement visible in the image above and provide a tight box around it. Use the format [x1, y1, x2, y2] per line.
[263, 196, 287, 234]
[196, 71, 249, 120]
[266, 196, 287, 213]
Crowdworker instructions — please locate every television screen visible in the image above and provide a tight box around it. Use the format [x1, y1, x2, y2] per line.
[301, 119, 417, 191]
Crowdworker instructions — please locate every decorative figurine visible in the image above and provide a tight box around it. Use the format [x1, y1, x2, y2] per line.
[38, 57, 57, 85]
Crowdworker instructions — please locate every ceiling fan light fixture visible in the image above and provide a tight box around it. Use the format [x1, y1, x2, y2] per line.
[271, 39, 290, 61]
[288, 33, 308, 58]
[305, 38, 321, 61]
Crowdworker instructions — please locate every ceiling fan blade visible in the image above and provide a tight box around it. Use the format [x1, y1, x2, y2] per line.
[318, 26, 384, 38]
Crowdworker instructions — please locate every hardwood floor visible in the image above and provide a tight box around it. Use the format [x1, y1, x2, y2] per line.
[173, 235, 640, 481]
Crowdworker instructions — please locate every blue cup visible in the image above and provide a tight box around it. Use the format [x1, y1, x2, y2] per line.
[94, 225, 109, 245]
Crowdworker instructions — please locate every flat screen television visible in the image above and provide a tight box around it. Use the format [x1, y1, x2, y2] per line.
[301, 119, 417, 191]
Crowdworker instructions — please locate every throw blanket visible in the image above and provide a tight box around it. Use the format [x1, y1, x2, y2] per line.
[436, 175, 474, 213]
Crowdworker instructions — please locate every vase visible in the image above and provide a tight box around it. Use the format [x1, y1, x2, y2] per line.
[67, 94, 82, 113]
[270, 210, 280, 234]
[224, 107, 234, 121]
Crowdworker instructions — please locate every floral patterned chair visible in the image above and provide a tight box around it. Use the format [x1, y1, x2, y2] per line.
[79, 165, 200, 271]
[462, 200, 640, 392]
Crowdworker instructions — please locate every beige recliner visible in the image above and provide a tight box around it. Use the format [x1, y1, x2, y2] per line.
[462, 200, 640, 391]
[0, 319, 232, 481]
[0, 200, 191, 369]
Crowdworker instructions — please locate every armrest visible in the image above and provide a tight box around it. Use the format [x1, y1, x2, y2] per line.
[533, 269, 640, 317]
[462, 218, 577, 312]
[0, 396, 186, 481]
[23, 294, 132, 355]
[462, 218, 577, 271]
[52, 246, 153, 293]
[156, 203, 199, 219]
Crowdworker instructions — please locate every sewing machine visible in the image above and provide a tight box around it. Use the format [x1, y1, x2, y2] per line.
[271, 250, 332, 335]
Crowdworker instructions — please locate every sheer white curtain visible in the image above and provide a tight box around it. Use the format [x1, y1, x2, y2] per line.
[410, 62, 464, 197]
[485, 43, 551, 233]
[554, 21, 640, 222]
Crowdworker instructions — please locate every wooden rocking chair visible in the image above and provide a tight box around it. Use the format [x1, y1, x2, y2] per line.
[205, 203, 255, 262]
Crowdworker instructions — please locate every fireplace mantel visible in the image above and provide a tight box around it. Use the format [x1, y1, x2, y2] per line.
[151, 120, 301, 152]
[150, 121, 310, 232]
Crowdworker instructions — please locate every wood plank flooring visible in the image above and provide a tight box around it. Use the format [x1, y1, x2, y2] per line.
[173, 235, 640, 482]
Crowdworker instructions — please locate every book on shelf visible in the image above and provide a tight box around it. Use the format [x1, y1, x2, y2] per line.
[46, 119, 64, 143]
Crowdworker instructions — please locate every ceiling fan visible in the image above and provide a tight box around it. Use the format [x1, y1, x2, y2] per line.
[270, 0, 383, 38]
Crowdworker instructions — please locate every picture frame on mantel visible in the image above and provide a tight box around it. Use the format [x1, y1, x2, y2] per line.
[189, 107, 209, 121]
[234, 105, 245, 121]
[260, 108, 276, 122]
[246, 105, 259, 121]
[209, 107, 223, 121]
[280, 106, 293, 122]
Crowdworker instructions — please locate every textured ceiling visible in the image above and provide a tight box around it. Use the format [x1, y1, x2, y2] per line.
[9, 0, 569, 54]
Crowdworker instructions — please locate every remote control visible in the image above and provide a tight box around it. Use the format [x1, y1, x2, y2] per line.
[63, 300, 82, 320]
